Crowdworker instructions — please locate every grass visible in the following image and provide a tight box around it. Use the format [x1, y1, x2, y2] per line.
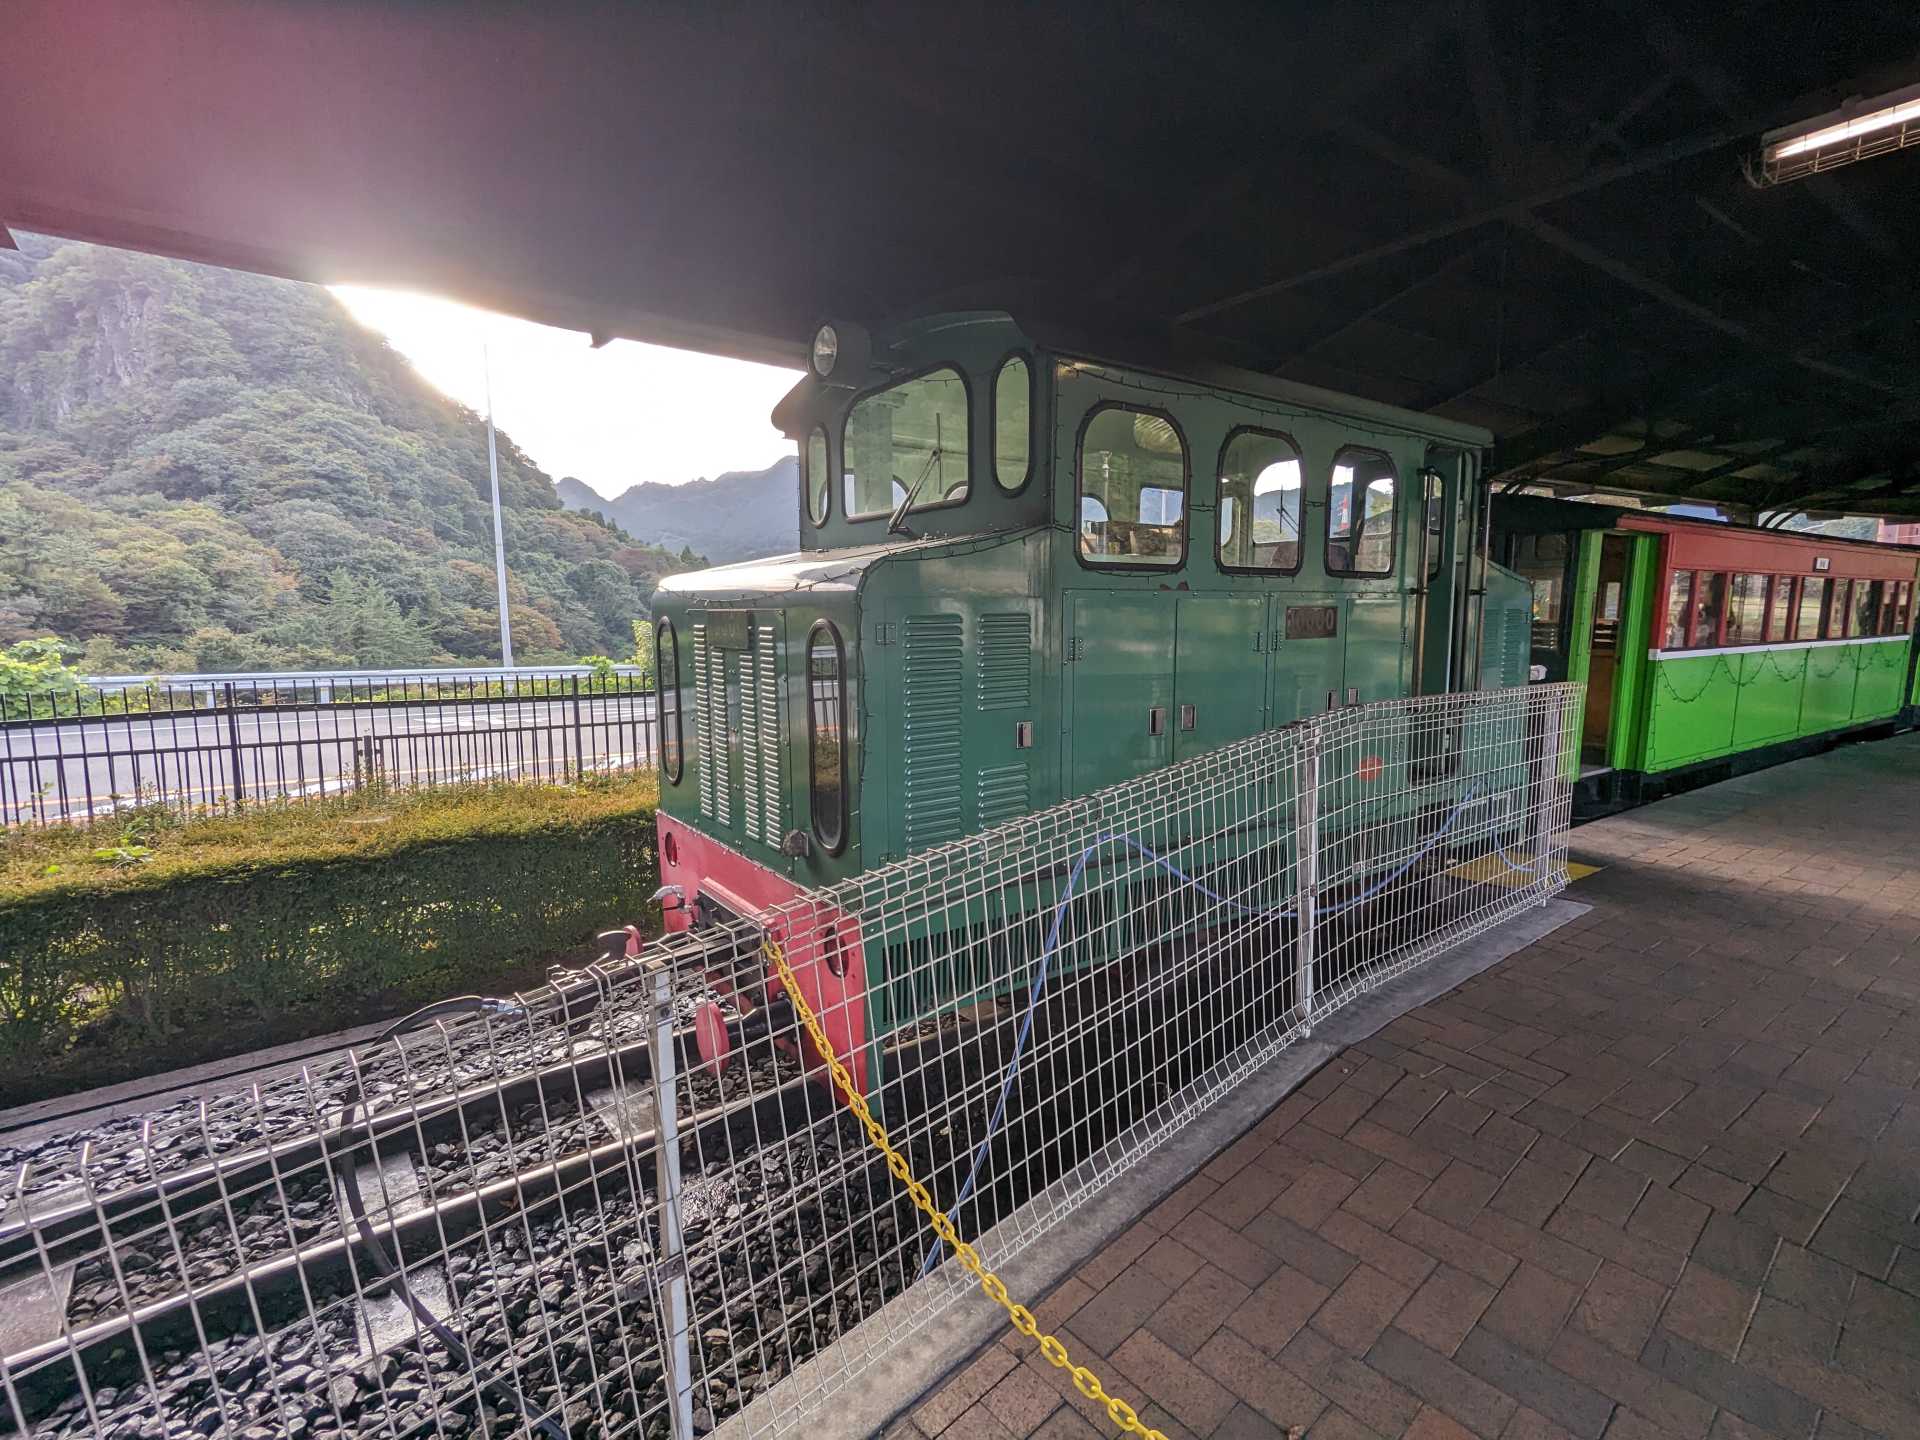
[0, 770, 660, 898]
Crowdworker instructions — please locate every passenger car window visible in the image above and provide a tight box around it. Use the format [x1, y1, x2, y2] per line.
[1078, 406, 1187, 565]
[1854, 580, 1881, 637]
[1327, 449, 1396, 576]
[807, 622, 846, 853]
[843, 367, 970, 520]
[656, 620, 682, 783]
[994, 357, 1031, 491]
[1763, 576, 1790, 641]
[1217, 430, 1303, 573]
[1797, 577, 1828, 640]
[807, 428, 829, 525]
[1725, 574, 1766, 645]
[1692, 573, 1727, 647]
[1663, 570, 1695, 650]
[1827, 579, 1852, 638]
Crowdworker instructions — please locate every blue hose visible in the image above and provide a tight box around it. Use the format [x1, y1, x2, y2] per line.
[918, 783, 1480, 1277]
[1496, 845, 1539, 874]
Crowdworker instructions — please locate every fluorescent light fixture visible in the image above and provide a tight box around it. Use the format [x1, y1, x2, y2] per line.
[1752, 81, 1920, 186]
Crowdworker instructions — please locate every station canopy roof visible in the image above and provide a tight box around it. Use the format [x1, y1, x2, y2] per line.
[4, 2, 1919, 516]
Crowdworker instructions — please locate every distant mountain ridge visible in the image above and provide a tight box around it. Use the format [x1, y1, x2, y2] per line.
[556, 457, 799, 564]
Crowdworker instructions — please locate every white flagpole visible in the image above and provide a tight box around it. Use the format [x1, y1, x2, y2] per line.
[484, 342, 515, 668]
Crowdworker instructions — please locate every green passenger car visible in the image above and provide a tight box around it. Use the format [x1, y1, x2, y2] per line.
[1492, 494, 1920, 815]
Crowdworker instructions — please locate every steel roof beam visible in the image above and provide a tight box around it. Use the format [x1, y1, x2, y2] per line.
[1326, 117, 1904, 400]
[1173, 116, 1754, 325]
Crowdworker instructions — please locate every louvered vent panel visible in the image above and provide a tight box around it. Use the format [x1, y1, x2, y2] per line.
[902, 614, 964, 852]
[976, 612, 1031, 711]
[711, 664, 732, 827]
[691, 623, 714, 819]
[976, 763, 1031, 827]
[753, 623, 782, 846]
[741, 624, 764, 844]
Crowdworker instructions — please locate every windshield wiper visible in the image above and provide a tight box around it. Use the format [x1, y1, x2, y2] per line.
[887, 444, 944, 537]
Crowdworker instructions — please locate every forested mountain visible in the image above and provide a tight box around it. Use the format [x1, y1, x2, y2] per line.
[556, 456, 799, 564]
[0, 233, 697, 671]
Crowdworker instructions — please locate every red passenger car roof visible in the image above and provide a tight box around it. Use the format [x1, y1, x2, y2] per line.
[1620, 514, 1920, 582]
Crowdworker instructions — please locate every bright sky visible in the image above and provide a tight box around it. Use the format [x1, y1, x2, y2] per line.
[329, 287, 801, 500]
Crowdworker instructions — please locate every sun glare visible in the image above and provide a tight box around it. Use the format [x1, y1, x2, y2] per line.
[328, 286, 802, 498]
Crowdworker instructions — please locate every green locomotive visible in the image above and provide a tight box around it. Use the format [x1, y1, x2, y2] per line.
[649, 311, 1537, 1086]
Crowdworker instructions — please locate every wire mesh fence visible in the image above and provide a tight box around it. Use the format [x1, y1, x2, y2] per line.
[0, 668, 657, 828]
[0, 683, 1580, 1439]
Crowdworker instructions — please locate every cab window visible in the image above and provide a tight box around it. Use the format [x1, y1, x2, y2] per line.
[842, 367, 970, 520]
[1327, 448, 1396, 576]
[656, 620, 683, 783]
[993, 356, 1031, 491]
[1508, 534, 1569, 653]
[1077, 405, 1187, 565]
[1217, 429, 1302, 573]
[806, 428, 829, 524]
[1424, 469, 1446, 582]
[807, 622, 846, 853]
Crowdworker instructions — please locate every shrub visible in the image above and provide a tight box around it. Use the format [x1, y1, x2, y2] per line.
[0, 775, 659, 1101]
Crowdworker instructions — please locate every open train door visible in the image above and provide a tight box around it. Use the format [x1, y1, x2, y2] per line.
[1414, 447, 1469, 696]
[1579, 535, 1632, 765]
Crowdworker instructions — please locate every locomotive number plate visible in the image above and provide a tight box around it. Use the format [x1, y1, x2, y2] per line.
[1284, 605, 1339, 640]
[704, 610, 754, 651]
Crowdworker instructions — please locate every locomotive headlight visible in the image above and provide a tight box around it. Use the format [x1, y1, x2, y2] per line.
[811, 324, 839, 378]
[807, 320, 869, 388]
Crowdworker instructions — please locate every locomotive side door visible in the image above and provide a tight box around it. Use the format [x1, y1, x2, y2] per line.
[1266, 595, 1347, 725]
[1063, 590, 1175, 794]
[1172, 594, 1267, 762]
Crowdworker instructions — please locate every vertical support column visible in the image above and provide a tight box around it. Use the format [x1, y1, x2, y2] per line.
[1531, 691, 1564, 889]
[1294, 733, 1321, 1032]
[649, 963, 696, 1440]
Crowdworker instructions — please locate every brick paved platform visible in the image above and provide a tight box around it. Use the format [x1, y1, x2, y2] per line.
[897, 735, 1920, 1440]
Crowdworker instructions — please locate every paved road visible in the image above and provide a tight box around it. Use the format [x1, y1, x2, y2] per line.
[1, 693, 659, 823]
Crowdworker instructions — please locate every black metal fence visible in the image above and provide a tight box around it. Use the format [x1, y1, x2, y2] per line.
[1, 668, 659, 827]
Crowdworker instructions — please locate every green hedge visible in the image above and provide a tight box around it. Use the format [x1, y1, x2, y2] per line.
[0, 777, 659, 1102]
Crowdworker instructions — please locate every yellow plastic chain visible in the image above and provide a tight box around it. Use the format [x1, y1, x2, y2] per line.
[761, 940, 1171, 1440]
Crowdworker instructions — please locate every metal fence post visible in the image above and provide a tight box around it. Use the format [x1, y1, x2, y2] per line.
[571, 675, 586, 781]
[1531, 690, 1565, 889]
[222, 682, 245, 807]
[1294, 731, 1321, 1033]
[649, 962, 696, 1440]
